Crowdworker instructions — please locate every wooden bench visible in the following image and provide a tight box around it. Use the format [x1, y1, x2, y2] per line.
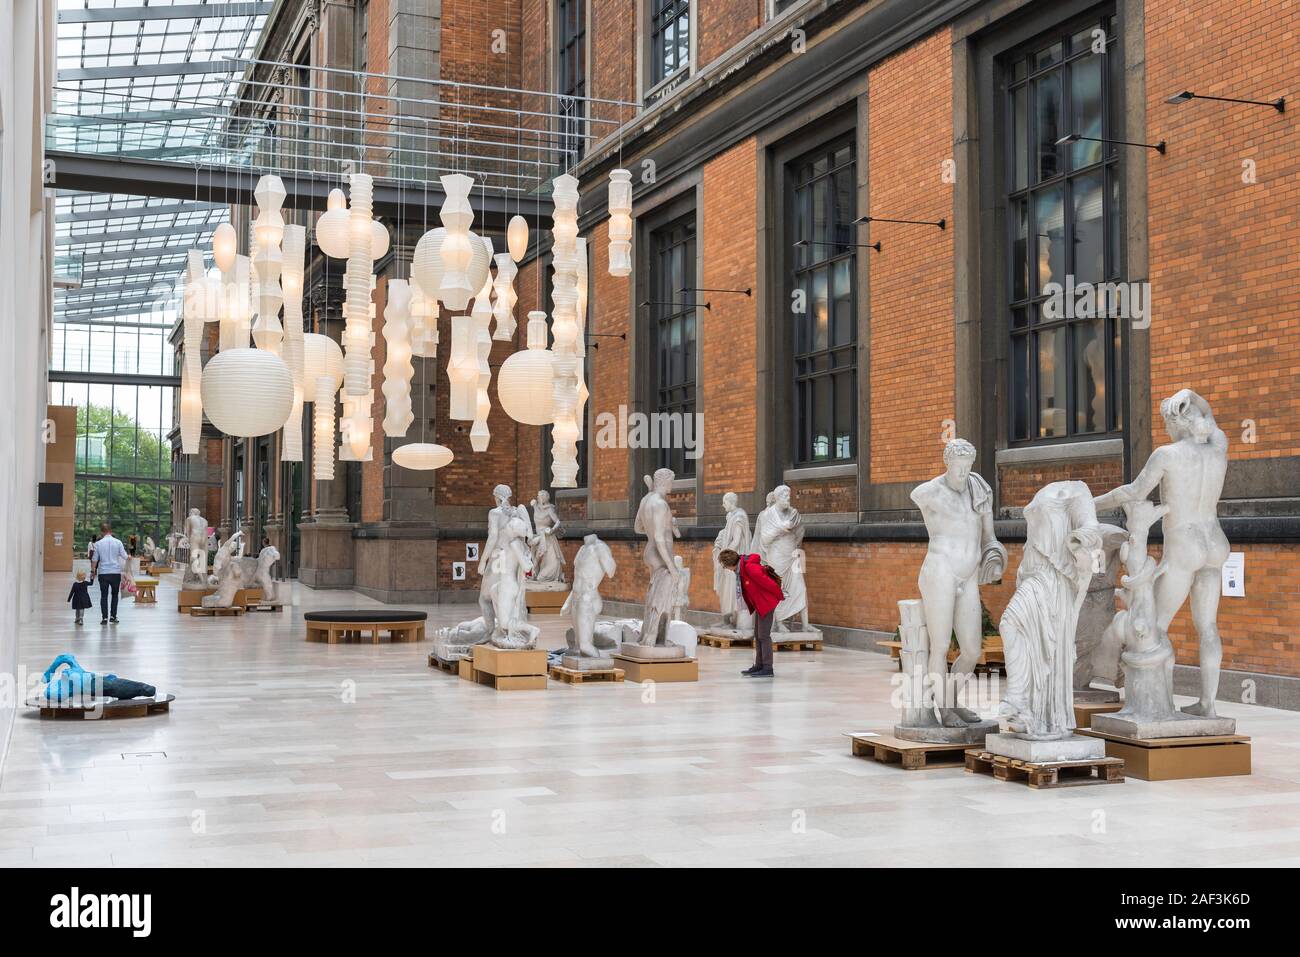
[304, 610, 427, 644]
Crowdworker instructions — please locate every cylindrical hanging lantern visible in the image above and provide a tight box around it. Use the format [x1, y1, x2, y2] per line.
[343, 173, 375, 397]
[507, 214, 529, 262]
[251, 174, 286, 354]
[213, 221, 237, 274]
[608, 169, 633, 277]
[280, 223, 307, 461]
[381, 278, 415, 437]
[492, 253, 518, 341]
[438, 173, 475, 310]
[312, 374, 337, 480]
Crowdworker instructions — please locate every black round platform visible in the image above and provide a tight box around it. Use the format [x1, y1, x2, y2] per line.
[304, 609, 428, 623]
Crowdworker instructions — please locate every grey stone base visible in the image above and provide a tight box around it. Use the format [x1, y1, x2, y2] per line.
[353, 585, 478, 604]
[895, 718, 999, 745]
[1091, 712, 1237, 739]
[1074, 688, 1122, 704]
[985, 732, 1106, 763]
[525, 580, 569, 592]
[699, 626, 754, 639]
[560, 655, 616, 671]
[772, 627, 823, 641]
[298, 567, 356, 589]
[617, 642, 687, 660]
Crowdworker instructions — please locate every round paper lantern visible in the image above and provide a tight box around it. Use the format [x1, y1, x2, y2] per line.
[303, 332, 344, 392]
[200, 347, 294, 437]
[507, 215, 529, 262]
[497, 311, 555, 425]
[316, 188, 350, 259]
[412, 227, 445, 304]
[392, 442, 454, 470]
[371, 218, 390, 260]
[213, 222, 238, 273]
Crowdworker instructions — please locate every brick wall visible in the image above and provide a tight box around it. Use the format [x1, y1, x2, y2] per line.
[701, 138, 759, 496]
[698, 0, 765, 69]
[997, 457, 1123, 510]
[787, 476, 856, 514]
[867, 28, 956, 483]
[590, 0, 636, 124]
[1146, 0, 1300, 461]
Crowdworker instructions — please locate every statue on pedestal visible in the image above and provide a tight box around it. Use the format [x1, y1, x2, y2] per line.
[478, 484, 533, 635]
[254, 544, 280, 604]
[622, 469, 689, 658]
[672, 555, 691, 623]
[560, 534, 618, 668]
[487, 515, 540, 649]
[182, 508, 209, 588]
[753, 485, 812, 633]
[202, 548, 245, 607]
[898, 439, 1005, 742]
[527, 490, 566, 586]
[997, 481, 1109, 743]
[1094, 389, 1230, 719]
[210, 530, 244, 586]
[711, 492, 752, 633]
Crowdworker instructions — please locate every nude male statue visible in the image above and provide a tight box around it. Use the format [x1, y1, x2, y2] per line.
[633, 468, 681, 646]
[911, 439, 1007, 726]
[1094, 389, 1229, 718]
[561, 534, 618, 658]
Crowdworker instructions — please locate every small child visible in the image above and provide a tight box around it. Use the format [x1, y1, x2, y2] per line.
[68, 571, 93, 626]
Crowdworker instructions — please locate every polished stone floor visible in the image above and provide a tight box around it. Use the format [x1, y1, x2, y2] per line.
[3, 572, 1300, 868]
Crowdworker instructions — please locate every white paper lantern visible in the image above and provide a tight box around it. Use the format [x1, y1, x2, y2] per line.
[339, 387, 374, 461]
[576, 236, 589, 355]
[466, 232, 492, 298]
[343, 173, 375, 397]
[280, 223, 306, 461]
[303, 332, 344, 391]
[371, 218, 390, 261]
[312, 374, 337, 480]
[251, 174, 286, 354]
[316, 188, 350, 259]
[438, 173, 475, 310]
[492, 253, 518, 341]
[392, 442, 453, 470]
[608, 168, 633, 277]
[409, 279, 438, 358]
[447, 314, 478, 421]
[497, 311, 554, 425]
[469, 263, 495, 451]
[507, 214, 529, 262]
[180, 250, 207, 455]
[381, 278, 414, 437]
[200, 347, 294, 437]
[548, 174, 582, 487]
[213, 222, 237, 273]
[412, 227, 445, 305]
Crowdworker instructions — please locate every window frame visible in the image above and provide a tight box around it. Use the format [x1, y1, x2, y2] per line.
[786, 134, 858, 467]
[647, 0, 692, 92]
[555, 0, 588, 167]
[1001, 11, 1125, 446]
[649, 211, 698, 478]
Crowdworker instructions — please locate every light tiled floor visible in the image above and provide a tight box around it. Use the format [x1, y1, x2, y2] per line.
[3, 573, 1300, 867]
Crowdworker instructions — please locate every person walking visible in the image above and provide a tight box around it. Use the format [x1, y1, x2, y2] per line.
[718, 549, 784, 678]
[89, 522, 129, 624]
[67, 571, 93, 626]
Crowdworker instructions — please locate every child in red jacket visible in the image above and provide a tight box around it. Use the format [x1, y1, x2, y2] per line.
[718, 549, 784, 678]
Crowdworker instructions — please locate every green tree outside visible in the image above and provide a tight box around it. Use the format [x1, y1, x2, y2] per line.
[74, 403, 173, 553]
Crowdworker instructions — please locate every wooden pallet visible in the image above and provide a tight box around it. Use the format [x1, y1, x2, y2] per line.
[851, 733, 971, 770]
[428, 653, 461, 675]
[772, 637, 823, 652]
[548, 664, 625, 685]
[30, 694, 175, 721]
[472, 669, 547, 691]
[697, 632, 754, 648]
[1078, 728, 1251, 781]
[189, 605, 245, 617]
[470, 645, 547, 690]
[964, 749, 1125, 789]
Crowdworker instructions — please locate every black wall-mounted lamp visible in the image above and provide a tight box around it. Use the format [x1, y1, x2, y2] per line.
[794, 238, 881, 252]
[1166, 90, 1285, 112]
[692, 286, 752, 297]
[1056, 132, 1166, 154]
[852, 215, 945, 230]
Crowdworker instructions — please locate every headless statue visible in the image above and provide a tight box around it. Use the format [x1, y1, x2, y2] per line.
[561, 534, 617, 659]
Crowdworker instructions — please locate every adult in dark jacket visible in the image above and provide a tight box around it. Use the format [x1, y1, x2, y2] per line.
[718, 549, 784, 678]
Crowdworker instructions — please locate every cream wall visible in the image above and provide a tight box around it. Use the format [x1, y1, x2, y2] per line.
[0, 0, 54, 775]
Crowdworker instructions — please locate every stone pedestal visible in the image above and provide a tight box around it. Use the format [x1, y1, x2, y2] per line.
[560, 654, 616, 671]
[984, 732, 1106, 763]
[895, 718, 999, 745]
[1090, 712, 1236, 739]
[617, 641, 687, 660]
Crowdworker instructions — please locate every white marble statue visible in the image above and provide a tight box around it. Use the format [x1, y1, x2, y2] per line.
[627, 468, 683, 650]
[998, 481, 1109, 740]
[254, 544, 280, 604]
[210, 530, 244, 587]
[201, 549, 245, 607]
[182, 508, 209, 588]
[142, 536, 163, 564]
[909, 438, 1007, 728]
[671, 555, 691, 622]
[560, 534, 618, 666]
[477, 484, 533, 635]
[1094, 388, 1229, 718]
[487, 515, 540, 649]
[711, 492, 752, 631]
[753, 484, 811, 632]
[527, 490, 566, 585]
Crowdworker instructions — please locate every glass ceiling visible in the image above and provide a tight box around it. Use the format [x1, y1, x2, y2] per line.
[53, 0, 270, 329]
